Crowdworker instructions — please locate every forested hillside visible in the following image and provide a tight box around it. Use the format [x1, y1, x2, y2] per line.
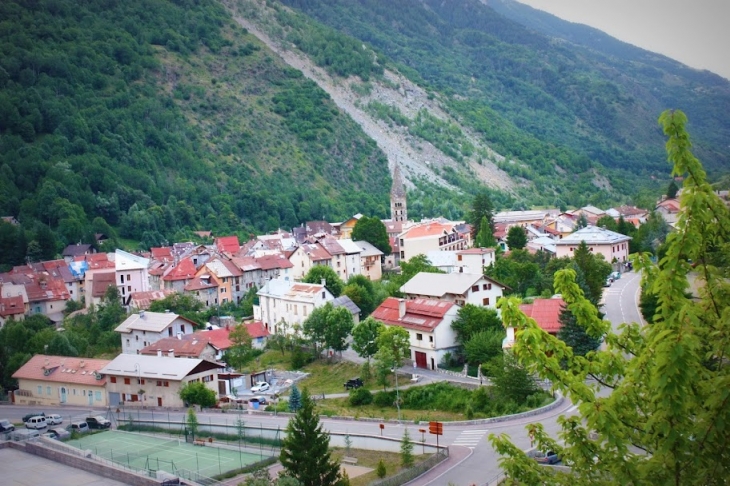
[279, 0, 730, 187]
[0, 0, 390, 266]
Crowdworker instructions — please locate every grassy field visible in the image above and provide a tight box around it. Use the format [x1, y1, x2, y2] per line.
[331, 447, 430, 486]
[315, 397, 470, 422]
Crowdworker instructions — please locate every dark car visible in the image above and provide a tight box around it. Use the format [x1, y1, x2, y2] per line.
[344, 378, 364, 390]
[22, 412, 45, 423]
[0, 419, 15, 433]
[85, 416, 111, 429]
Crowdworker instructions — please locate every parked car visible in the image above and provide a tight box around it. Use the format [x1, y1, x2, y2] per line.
[528, 449, 561, 465]
[0, 419, 15, 433]
[47, 427, 71, 440]
[22, 412, 45, 423]
[67, 421, 90, 434]
[251, 381, 270, 393]
[25, 416, 48, 429]
[610, 271, 621, 281]
[344, 378, 364, 390]
[11, 429, 41, 441]
[604, 277, 613, 287]
[46, 414, 63, 425]
[85, 416, 111, 429]
[249, 396, 268, 405]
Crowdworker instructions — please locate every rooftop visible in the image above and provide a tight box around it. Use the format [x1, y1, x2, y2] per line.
[519, 297, 565, 334]
[101, 354, 221, 381]
[372, 297, 455, 332]
[555, 225, 632, 245]
[115, 311, 196, 334]
[12, 355, 111, 386]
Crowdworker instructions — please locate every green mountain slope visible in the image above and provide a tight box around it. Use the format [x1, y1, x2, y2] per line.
[0, 0, 389, 263]
[278, 0, 730, 177]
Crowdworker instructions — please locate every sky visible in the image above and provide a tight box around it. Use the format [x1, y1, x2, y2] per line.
[515, 0, 730, 80]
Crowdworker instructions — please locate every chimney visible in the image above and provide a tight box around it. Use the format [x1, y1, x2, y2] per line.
[165, 309, 170, 313]
[398, 298, 406, 319]
[321, 278, 326, 287]
[139, 310, 145, 318]
[168, 349, 175, 358]
[157, 349, 162, 357]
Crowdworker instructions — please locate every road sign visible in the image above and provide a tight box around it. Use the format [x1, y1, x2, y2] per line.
[379, 423, 384, 436]
[428, 421, 443, 435]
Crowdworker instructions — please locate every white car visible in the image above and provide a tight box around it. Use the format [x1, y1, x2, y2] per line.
[251, 381, 270, 393]
[46, 414, 63, 425]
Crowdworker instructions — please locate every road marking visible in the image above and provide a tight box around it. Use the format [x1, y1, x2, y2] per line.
[451, 429, 488, 447]
[566, 405, 578, 413]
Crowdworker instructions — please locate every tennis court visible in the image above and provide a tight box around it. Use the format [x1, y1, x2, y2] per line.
[67, 430, 263, 478]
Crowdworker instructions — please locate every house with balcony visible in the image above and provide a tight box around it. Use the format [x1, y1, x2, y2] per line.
[400, 272, 505, 309]
[196, 258, 243, 305]
[371, 297, 460, 370]
[356, 240, 383, 281]
[12, 355, 111, 407]
[101, 354, 223, 408]
[397, 220, 470, 263]
[115, 310, 197, 355]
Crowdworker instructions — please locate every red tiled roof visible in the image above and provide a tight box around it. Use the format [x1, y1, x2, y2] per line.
[402, 222, 456, 239]
[163, 258, 196, 281]
[519, 298, 565, 335]
[216, 236, 240, 254]
[12, 355, 110, 386]
[371, 297, 454, 332]
[150, 247, 173, 261]
[140, 336, 216, 358]
[129, 289, 175, 310]
[196, 327, 233, 350]
[256, 254, 293, 270]
[247, 321, 270, 338]
[456, 248, 495, 255]
[0, 294, 24, 317]
[184, 276, 218, 292]
[657, 198, 681, 212]
[494, 223, 508, 239]
[77, 253, 115, 269]
[298, 243, 332, 262]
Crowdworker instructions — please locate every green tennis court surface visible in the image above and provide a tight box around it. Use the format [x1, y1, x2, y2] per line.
[67, 430, 263, 478]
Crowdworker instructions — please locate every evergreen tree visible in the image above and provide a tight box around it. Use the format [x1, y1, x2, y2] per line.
[556, 306, 600, 357]
[574, 213, 588, 230]
[376, 459, 386, 478]
[400, 428, 414, 467]
[280, 389, 347, 486]
[474, 215, 497, 248]
[288, 385, 302, 412]
[506, 226, 527, 250]
[571, 241, 612, 305]
[666, 179, 679, 199]
[469, 191, 495, 240]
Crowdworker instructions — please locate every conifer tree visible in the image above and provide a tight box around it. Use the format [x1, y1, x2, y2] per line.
[491, 110, 730, 484]
[556, 306, 600, 357]
[280, 389, 347, 486]
[400, 428, 414, 467]
[288, 385, 302, 413]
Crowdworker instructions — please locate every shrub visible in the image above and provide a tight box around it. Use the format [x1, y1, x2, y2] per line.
[376, 459, 386, 478]
[349, 388, 373, 406]
[373, 390, 396, 407]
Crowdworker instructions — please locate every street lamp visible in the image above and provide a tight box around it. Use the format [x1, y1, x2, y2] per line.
[393, 357, 401, 422]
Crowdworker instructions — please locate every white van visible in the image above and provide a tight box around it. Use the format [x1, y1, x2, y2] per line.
[25, 416, 47, 429]
[46, 414, 63, 425]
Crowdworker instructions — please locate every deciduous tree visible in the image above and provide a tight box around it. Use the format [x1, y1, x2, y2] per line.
[351, 215, 390, 255]
[506, 226, 527, 250]
[303, 266, 344, 297]
[179, 381, 217, 409]
[351, 317, 384, 363]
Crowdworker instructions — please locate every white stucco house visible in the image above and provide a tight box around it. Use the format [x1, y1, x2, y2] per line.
[400, 272, 506, 309]
[115, 249, 150, 306]
[372, 297, 460, 370]
[115, 310, 197, 355]
[255, 278, 334, 335]
[554, 225, 631, 262]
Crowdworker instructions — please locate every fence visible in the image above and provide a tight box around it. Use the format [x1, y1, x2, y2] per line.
[368, 447, 449, 486]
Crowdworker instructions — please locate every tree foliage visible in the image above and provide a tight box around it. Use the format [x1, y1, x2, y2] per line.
[280, 389, 348, 486]
[491, 110, 730, 484]
[303, 266, 344, 297]
[179, 381, 217, 409]
[556, 305, 601, 357]
[351, 317, 384, 363]
[351, 215, 391, 255]
[469, 191, 495, 239]
[451, 304, 502, 344]
[506, 226, 527, 250]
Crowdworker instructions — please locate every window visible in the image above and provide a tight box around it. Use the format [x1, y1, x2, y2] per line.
[157, 380, 162, 386]
[429, 335, 434, 343]
[127, 274, 131, 281]
[127, 285, 131, 292]
[471, 285, 479, 292]
[457, 254, 462, 261]
[180, 324, 185, 333]
[135, 335, 139, 341]
[37, 385, 42, 395]
[483, 297, 490, 305]
[293, 305, 298, 315]
[46, 386, 51, 395]
[73, 389, 76, 395]
[120, 274, 125, 283]
[483, 283, 492, 290]
[168, 328, 173, 337]
[95, 391, 102, 401]
[124, 378, 131, 385]
[303, 307, 308, 317]
[111, 377, 117, 383]
[400, 251, 405, 259]
[416, 333, 423, 341]
[138, 379, 145, 385]
[164, 381, 169, 387]
[321, 291, 325, 299]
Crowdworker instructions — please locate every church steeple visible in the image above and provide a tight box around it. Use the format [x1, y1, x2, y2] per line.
[390, 164, 407, 222]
